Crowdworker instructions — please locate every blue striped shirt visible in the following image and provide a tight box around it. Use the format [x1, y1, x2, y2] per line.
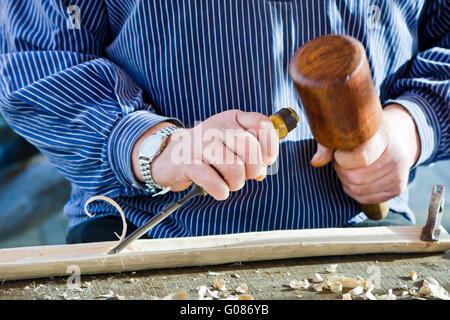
[0, 0, 449, 238]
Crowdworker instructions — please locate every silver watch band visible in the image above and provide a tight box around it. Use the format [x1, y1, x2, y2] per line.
[139, 126, 181, 194]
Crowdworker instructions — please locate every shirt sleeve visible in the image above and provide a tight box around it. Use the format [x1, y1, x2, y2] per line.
[0, 0, 181, 198]
[381, 0, 449, 167]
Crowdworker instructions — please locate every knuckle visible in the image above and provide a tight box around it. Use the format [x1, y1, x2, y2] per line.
[224, 165, 246, 191]
[391, 185, 403, 197]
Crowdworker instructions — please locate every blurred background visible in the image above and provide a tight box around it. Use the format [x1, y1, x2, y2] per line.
[0, 114, 449, 248]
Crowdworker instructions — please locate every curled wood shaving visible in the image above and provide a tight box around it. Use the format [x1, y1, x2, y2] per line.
[84, 196, 127, 247]
[330, 281, 343, 293]
[239, 294, 254, 300]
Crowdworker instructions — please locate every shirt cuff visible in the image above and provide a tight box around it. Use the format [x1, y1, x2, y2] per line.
[107, 109, 183, 194]
[383, 92, 440, 168]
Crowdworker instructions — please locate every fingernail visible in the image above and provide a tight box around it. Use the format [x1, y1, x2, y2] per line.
[255, 165, 267, 181]
[255, 173, 266, 181]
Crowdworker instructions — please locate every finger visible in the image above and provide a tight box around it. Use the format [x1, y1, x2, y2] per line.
[311, 143, 334, 167]
[223, 129, 265, 180]
[235, 111, 279, 165]
[202, 139, 246, 191]
[333, 147, 392, 186]
[343, 185, 403, 204]
[334, 129, 388, 170]
[342, 172, 407, 204]
[184, 162, 230, 201]
[339, 168, 402, 199]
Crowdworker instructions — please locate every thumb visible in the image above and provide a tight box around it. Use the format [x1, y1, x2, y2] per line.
[311, 143, 334, 167]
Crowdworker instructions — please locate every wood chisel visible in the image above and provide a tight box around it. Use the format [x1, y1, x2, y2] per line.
[107, 107, 300, 254]
[421, 184, 445, 242]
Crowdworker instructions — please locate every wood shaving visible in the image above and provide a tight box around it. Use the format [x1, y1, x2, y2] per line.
[235, 283, 248, 294]
[363, 280, 374, 291]
[84, 196, 127, 249]
[364, 289, 377, 300]
[312, 273, 324, 283]
[197, 285, 208, 300]
[349, 286, 364, 296]
[336, 276, 364, 289]
[400, 290, 409, 297]
[197, 286, 223, 300]
[312, 283, 323, 292]
[239, 295, 254, 300]
[409, 288, 420, 297]
[409, 271, 418, 281]
[96, 290, 115, 299]
[214, 279, 227, 291]
[289, 279, 309, 289]
[162, 291, 188, 300]
[419, 277, 449, 300]
[326, 264, 338, 273]
[378, 289, 397, 300]
[342, 293, 352, 300]
[364, 289, 396, 300]
[330, 281, 342, 293]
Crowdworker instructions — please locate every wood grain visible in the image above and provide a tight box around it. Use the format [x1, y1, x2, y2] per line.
[0, 226, 449, 281]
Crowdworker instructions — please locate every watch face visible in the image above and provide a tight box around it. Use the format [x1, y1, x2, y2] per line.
[140, 134, 165, 158]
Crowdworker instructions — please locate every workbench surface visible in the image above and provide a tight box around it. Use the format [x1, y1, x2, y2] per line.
[0, 252, 448, 300]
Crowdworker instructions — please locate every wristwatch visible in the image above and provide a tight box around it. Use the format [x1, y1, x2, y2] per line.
[138, 125, 181, 194]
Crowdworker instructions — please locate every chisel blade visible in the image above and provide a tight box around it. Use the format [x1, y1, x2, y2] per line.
[421, 185, 445, 242]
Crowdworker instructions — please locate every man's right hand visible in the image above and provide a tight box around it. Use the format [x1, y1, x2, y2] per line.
[132, 110, 280, 200]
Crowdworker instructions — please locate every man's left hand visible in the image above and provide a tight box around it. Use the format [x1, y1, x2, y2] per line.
[309, 104, 421, 204]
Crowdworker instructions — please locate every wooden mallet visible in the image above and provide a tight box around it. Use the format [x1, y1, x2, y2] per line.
[289, 34, 389, 220]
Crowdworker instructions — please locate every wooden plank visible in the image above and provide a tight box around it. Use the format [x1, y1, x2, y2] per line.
[1, 252, 448, 300]
[0, 226, 449, 281]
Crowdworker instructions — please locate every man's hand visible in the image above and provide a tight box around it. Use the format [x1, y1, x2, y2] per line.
[132, 110, 279, 200]
[310, 104, 421, 204]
